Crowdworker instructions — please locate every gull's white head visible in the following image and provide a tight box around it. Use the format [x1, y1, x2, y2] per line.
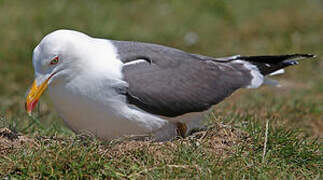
[33, 30, 93, 83]
[25, 29, 119, 114]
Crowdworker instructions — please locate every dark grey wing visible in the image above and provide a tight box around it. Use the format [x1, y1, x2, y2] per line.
[112, 41, 253, 117]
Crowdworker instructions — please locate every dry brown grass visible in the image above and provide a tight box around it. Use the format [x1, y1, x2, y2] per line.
[0, 128, 38, 155]
[0, 122, 250, 159]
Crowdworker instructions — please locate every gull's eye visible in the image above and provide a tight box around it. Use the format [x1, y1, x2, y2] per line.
[50, 56, 59, 65]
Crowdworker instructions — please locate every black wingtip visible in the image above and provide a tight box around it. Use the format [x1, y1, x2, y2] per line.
[308, 54, 316, 58]
[288, 54, 317, 62]
[239, 53, 316, 64]
[281, 54, 316, 66]
[296, 53, 316, 58]
[239, 53, 316, 75]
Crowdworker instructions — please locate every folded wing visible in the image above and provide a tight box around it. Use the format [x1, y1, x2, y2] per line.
[112, 41, 253, 117]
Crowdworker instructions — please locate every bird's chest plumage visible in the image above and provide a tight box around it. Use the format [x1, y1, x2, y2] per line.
[47, 75, 146, 139]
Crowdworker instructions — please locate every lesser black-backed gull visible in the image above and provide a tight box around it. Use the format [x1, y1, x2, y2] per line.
[25, 30, 315, 141]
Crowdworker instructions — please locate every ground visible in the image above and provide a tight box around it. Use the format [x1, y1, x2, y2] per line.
[0, 0, 322, 179]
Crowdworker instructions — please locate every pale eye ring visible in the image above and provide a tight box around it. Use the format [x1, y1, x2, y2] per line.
[50, 56, 59, 65]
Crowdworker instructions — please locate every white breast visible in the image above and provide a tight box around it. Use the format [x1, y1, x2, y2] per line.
[48, 72, 166, 139]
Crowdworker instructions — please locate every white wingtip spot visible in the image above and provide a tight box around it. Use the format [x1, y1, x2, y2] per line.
[269, 69, 285, 76]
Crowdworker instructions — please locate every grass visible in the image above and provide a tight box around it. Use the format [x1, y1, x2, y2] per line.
[0, 0, 322, 179]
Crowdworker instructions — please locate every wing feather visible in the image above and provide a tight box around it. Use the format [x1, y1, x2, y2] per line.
[112, 41, 252, 117]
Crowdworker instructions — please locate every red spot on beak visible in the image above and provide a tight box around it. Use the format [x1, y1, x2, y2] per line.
[30, 99, 39, 111]
[26, 99, 39, 115]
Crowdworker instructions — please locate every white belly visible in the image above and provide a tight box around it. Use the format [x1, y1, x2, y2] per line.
[48, 78, 167, 140]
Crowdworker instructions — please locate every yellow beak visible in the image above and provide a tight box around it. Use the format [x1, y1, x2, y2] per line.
[25, 78, 49, 115]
